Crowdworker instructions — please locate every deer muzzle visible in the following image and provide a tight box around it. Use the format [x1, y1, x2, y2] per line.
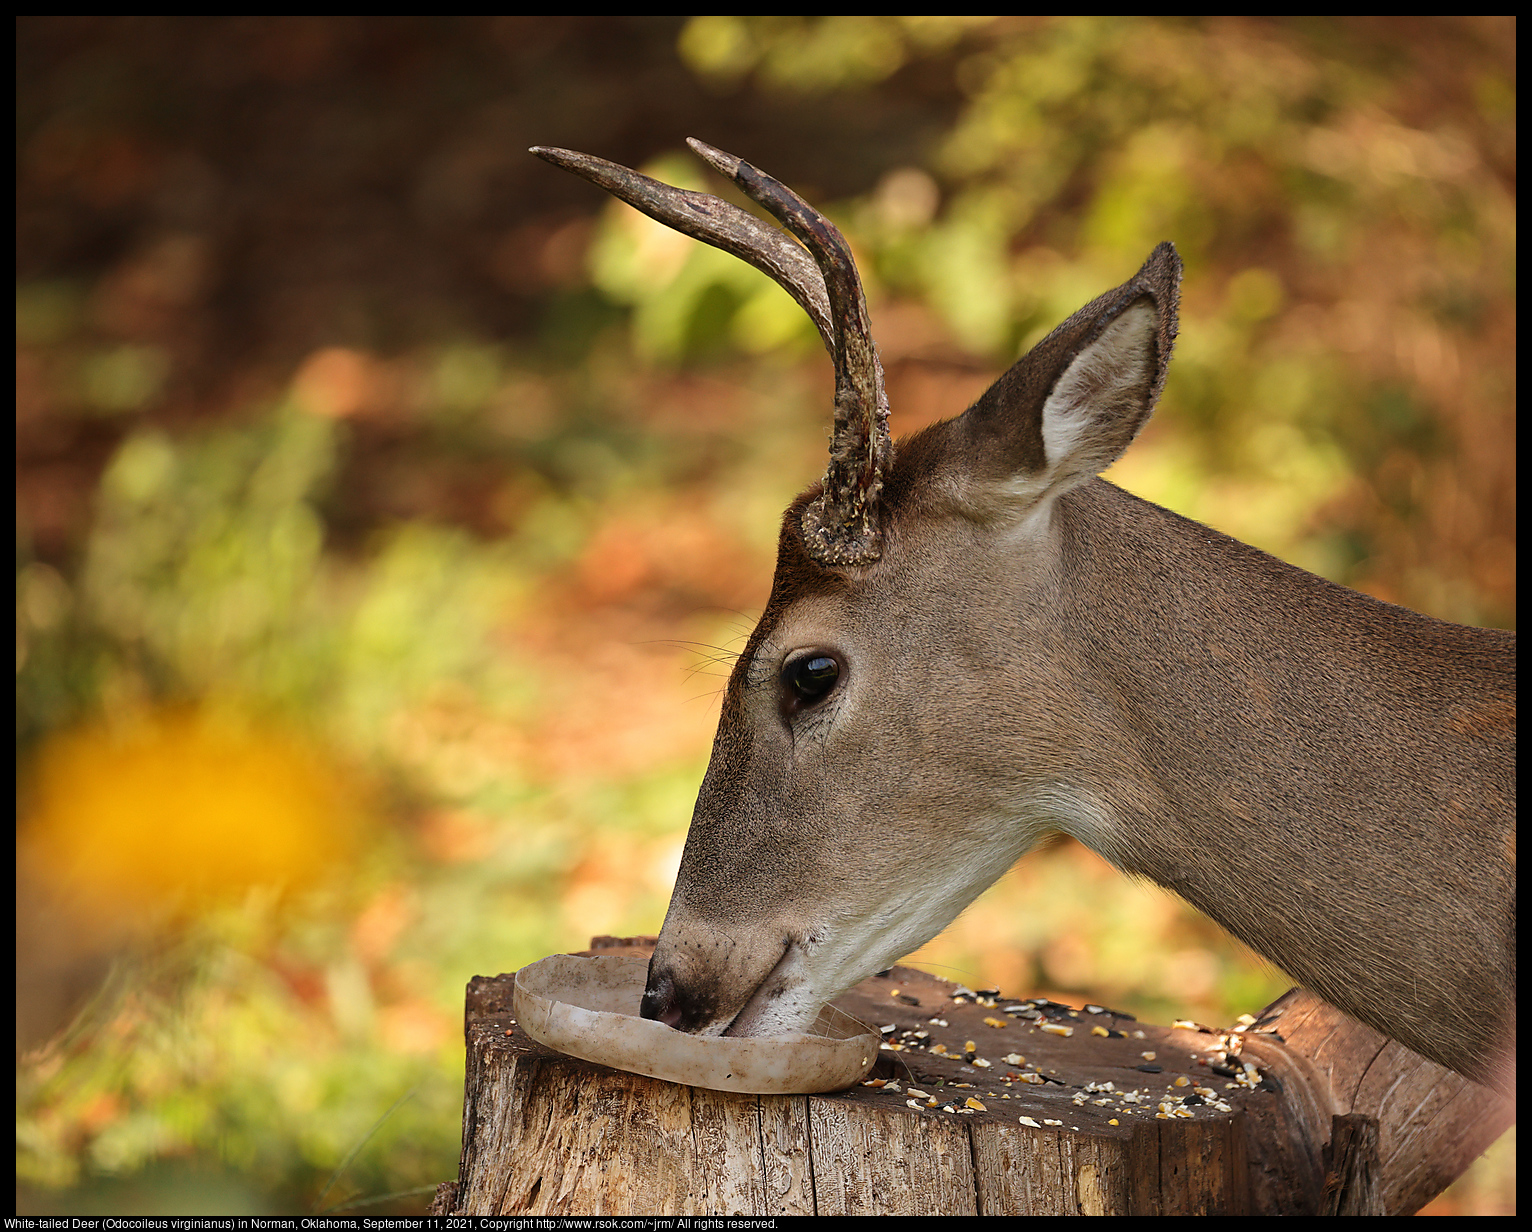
[640, 920, 824, 1038]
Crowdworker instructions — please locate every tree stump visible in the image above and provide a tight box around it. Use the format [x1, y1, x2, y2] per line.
[430, 937, 1512, 1216]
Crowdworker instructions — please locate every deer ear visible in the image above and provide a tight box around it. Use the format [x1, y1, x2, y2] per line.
[938, 244, 1181, 519]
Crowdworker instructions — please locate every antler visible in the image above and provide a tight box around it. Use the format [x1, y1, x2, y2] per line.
[530, 139, 891, 567]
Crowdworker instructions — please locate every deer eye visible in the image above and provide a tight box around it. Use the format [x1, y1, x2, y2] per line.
[783, 654, 840, 709]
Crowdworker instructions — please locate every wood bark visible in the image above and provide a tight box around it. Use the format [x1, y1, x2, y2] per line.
[430, 937, 1512, 1216]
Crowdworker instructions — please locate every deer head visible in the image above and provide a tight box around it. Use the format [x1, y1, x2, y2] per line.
[532, 141, 1515, 1092]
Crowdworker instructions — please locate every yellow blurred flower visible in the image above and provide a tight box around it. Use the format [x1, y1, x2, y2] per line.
[20, 708, 363, 929]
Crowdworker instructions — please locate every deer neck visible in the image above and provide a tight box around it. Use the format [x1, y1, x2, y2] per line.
[1030, 481, 1511, 1041]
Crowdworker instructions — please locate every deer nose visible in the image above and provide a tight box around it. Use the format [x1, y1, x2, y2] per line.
[641, 965, 730, 1033]
[640, 970, 687, 1029]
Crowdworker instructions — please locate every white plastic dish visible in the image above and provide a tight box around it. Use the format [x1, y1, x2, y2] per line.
[512, 954, 879, 1094]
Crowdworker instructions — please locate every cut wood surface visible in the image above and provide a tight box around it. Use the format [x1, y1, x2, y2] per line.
[431, 936, 1512, 1216]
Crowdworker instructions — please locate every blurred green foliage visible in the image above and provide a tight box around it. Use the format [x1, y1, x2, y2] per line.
[16, 16, 1514, 1216]
[20, 403, 530, 754]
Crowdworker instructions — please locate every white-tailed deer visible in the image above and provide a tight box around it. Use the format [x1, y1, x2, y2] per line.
[532, 140, 1515, 1093]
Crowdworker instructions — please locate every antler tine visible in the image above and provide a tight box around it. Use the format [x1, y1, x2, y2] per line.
[531, 141, 890, 566]
[529, 146, 834, 355]
[686, 139, 890, 567]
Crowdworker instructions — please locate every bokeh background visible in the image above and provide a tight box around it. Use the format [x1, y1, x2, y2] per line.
[16, 16, 1515, 1215]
